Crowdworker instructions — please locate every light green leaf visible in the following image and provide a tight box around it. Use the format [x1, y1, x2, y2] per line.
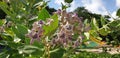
[98, 25, 111, 36]
[89, 30, 99, 37]
[91, 18, 99, 30]
[84, 32, 90, 40]
[43, 14, 58, 37]
[84, 19, 88, 25]
[5, 28, 14, 37]
[38, 8, 50, 21]
[100, 17, 106, 26]
[0, 19, 6, 26]
[97, 37, 102, 40]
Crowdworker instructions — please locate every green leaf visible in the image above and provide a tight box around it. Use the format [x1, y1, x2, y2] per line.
[97, 37, 102, 40]
[0, 40, 8, 46]
[89, 30, 99, 37]
[61, 3, 68, 10]
[5, 28, 14, 37]
[50, 48, 65, 58]
[8, 42, 23, 49]
[84, 19, 88, 25]
[0, 2, 14, 18]
[84, 32, 90, 40]
[1, 33, 13, 41]
[0, 40, 23, 49]
[12, 26, 20, 37]
[98, 25, 111, 36]
[19, 0, 27, 6]
[43, 14, 58, 37]
[91, 18, 99, 30]
[0, 20, 6, 26]
[116, 8, 120, 17]
[17, 24, 28, 35]
[12, 25, 28, 39]
[18, 45, 43, 56]
[108, 20, 120, 29]
[0, 53, 9, 58]
[38, 8, 50, 21]
[64, 0, 73, 3]
[50, 14, 59, 31]
[100, 17, 106, 26]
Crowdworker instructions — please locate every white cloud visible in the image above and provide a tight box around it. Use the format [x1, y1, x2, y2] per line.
[67, 1, 80, 12]
[54, 0, 108, 15]
[81, 0, 107, 15]
[54, 0, 80, 11]
[111, 11, 117, 18]
[54, 0, 65, 9]
[109, 11, 116, 21]
[108, 11, 119, 21]
[116, 0, 120, 7]
[54, 0, 65, 5]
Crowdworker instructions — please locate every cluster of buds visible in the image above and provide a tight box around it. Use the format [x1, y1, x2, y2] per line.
[51, 9, 83, 48]
[26, 20, 44, 44]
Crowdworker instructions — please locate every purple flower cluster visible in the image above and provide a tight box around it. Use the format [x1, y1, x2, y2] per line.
[51, 9, 83, 48]
[26, 20, 44, 44]
[27, 9, 87, 48]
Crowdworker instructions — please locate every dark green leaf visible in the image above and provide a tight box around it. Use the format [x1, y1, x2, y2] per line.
[50, 48, 65, 58]
[18, 45, 43, 56]
[0, 53, 9, 58]
[116, 8, 120, 17]
[12, 26, 19, 37]
[62, 3, 68, 10]
[17, 24, 28, 35]
[0, 40, 23, 49]
[64, 0, 73, 3]
[0, 2, 15, 18]
[1, 33, 13, 41]
[12, 25, 28, 39]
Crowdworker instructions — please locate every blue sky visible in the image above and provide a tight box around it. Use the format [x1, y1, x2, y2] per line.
[47, 0, 120, 18]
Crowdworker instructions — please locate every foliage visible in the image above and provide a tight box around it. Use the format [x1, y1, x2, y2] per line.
[0, 0, 120, 58]
[0, 8, 6, 19]
[64, 0, 73, 3]
[71, 51, 120, 58]
[116, 8, 120, 17]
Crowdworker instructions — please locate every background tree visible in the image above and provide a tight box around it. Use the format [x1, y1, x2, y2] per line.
[46, 6, 56, 15]
[74, 7, 116, 43]
[74, 7, 110, 27]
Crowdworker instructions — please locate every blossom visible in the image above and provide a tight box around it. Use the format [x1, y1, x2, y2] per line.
[50, 9, 84, 48]
[56, 9, 61, 15]
[26, 20, 44, 44]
